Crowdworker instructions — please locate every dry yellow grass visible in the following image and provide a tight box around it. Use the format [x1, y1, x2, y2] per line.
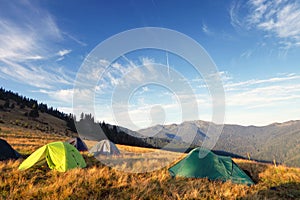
[1, 124, 300, 199]
[86, 140, 186, 173]
[0, 125, 68, 154]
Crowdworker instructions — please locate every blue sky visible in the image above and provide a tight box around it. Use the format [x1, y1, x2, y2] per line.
[1, 0, 300, 129]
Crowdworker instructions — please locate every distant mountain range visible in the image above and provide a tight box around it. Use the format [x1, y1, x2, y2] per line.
[1, 87, 299, 167]
[137, 120, 300, 167]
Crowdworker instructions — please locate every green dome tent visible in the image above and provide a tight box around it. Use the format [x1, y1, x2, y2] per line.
[168, 148, 254, 185]
[19, 141, 86, 172]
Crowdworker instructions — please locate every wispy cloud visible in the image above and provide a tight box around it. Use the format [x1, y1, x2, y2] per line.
[202, 23, 213, 35]
[183, 71, 300, 125]
[57, 49, 72, 57]
[0, 59, 74, 89]
[0, 1, 77, 90]
[0, 19, 45, 61]
[93, 57, 159, 94]
[231, 0, 300, 48]
[56, 49, 72, 61]
[38, 88, 95, 116]
[224, 73, 300, 111]
[0, 2, 63, 62]
[39, 89, 74, 103]
[224, 73, 300, 91]
[63, 32, 87, 46]
[240, 49, 253, 58]
[32, 49, 300, 128]
[229, 1, 244, 29]
[227, 85, 300, 107]
[248, 0, 300, 41]
[95, 71, 300, 128]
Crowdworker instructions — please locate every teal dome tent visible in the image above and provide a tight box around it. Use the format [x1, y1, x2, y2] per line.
[168, 148, 254, 185]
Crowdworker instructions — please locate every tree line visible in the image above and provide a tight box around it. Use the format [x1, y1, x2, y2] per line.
[0, 87, 196, 152]
[0, 87, 76, 132]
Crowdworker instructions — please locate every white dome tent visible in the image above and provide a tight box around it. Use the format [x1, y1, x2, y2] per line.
[89, 139, 120, 156]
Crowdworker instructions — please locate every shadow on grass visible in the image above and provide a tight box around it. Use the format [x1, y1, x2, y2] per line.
[83, 154, 105, 168]
[236, 161, 269, 184]
[239, 182, 300, 200]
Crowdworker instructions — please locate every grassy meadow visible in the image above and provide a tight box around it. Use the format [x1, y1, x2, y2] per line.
[0, 125, 300, 199]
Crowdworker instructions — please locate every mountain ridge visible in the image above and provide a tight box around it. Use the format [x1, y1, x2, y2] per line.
[1, 87, 299, 167]
[137, 119, 300, 167]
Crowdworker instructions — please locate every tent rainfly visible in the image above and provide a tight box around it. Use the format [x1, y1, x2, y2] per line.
[89, 139, 120, 156]
[0, 138, 20, 161]
[18, 141, 86, 172]
[67, 137, 88, 151]
[168, 147, 254, 185]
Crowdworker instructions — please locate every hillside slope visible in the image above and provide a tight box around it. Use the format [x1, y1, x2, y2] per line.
[138, 120, 300, 167]
[0, 98, 75, 136]
[0, 88, 76, 136]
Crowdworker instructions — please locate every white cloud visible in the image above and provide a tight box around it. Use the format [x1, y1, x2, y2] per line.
[57, 49, 72, 57]
[44, 49, 300, 129]
[93, 56, 160, 94]
[202, 23, 213, 35]
[38, 65, 300, 129]
[57, 106, 73, 115]
[39, 89, 74, 103]
[0, 20, 44, 61]
[142, 86, 149, 92]
[232, 0, 300, 48]
[224, 74, 300, 126]
[0, 59, 73, 89]
[253, 1, 300, 39]
[39, 88, 98, 117]
[240, 49, 253, 58]
[63, 32, 87, 46]
[0, 2, 63, 62]
[224, 74, 300, 110]
[229, 1, 244, 29]
[141, 57, 155, 66]
[224, 74, 300, 91]
[0, 1, 78, 90]
[205, 71, 232, 84]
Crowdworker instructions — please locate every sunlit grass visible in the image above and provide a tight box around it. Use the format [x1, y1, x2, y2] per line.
[0, 125, 300, 199]
[0, 125, 68, 154]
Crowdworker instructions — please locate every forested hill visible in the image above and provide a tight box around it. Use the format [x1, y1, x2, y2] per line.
[0, 87, 194, 152]
[0, 87, 76, 135]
